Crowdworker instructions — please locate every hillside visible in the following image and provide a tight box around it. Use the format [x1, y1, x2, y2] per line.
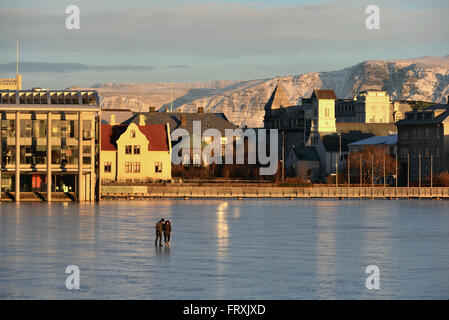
[70, 55, 449, 127]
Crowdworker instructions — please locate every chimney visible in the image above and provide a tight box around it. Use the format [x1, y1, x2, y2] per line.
[181, 114, 187, 126]
[139, 114, 146, 126]
[149, 106, 156, 113]
[110, 114, 116, 125]
[198, 107, 204, 113]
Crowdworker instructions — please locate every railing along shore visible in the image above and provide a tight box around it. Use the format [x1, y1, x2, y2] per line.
[101, 185, 449, 199]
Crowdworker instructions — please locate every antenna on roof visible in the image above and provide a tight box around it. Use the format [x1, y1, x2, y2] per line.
[16, 40, 19, 75]
[170, 81, 173, 112]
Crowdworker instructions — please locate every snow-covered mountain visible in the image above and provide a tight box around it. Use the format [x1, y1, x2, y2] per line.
[76, 55, 449, 127]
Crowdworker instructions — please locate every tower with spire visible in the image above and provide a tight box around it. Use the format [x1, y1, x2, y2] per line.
[0, 41, 22, 90]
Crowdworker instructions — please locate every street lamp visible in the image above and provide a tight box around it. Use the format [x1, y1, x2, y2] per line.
[336, 133, 341, 187]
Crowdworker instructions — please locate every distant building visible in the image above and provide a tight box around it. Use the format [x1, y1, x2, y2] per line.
[396, 98, 449, 184]
[122, 108, 238, 166]
[335, 90, 409, 124]
[391, 101, 413, 122]
[0, 74, 22, 90]
[285, 146, 321, 182]
[348, 135, 397, 155]
[264, 84, 397, 179]
[1, 42, 23, 90]
[311, 123, 397, 176]
[101, 123, 171, 182]
[264, 86, 336, 162]
[0, 89, 100, 202]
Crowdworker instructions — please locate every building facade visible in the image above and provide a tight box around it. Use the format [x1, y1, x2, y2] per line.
[335, 90, 400, 123]
[396, 101, 449, 185]
[0, 89, 100, 202]
[0, 74, 22, 90]
[116, 108, 238, 166]
[101, 122, 171, 182]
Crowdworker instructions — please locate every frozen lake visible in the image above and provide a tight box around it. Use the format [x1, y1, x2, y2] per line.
[1, 199, 449, 299]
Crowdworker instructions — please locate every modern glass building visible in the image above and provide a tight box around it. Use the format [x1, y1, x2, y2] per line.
[0, 89, 101, 202]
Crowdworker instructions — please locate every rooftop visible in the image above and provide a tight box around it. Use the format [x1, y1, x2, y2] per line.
[123, 111, 238, 135]
[348, 135, 397, 147]
[101, 124, 169, 152]
[291, 146, 320, 161]
[0, 90, 99, 108]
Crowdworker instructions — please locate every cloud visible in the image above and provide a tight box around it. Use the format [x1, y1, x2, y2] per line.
[0, 0, 448, 59]
[165, 65, 189, 69]
[0, 62, 155, 73]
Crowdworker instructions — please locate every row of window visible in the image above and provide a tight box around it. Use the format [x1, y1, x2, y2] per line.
[399, 147, 440, 158]
[267, 118, 306, 128]
[399, 127, 441, 140]
[103, 162, 163, 173]
[0, 119, 93, 139]
[125, 145, 140, 155]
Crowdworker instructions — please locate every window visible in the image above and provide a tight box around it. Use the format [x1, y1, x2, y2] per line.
[133, 145, 140, 155]
[104, 162, 111, 173]
[125, 145, 132, 154]
[125, 162, 132, 173]
[131, 130, 136, 138]
[325, 108, 329, 117]
[155, 162, 162, 173]
[133, 162, 140, 173]
[193, 154, 201, 166]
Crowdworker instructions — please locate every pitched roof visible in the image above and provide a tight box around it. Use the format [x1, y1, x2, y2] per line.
[264, 83, 291, 110]
[123, 112, 237, 135]
[348, 135, 397, 147]
[336, 122, 397, 136]
[101, 124, 169, 151]
[321, 132, 380, 152]
[396, 104, 449, 125]
[291, 146, 320, 161]
[313, 89, 337, 100]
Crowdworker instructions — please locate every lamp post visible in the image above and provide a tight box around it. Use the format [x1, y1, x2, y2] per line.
[430, 154, 433, 188]
[383, 152, 386, 187]
[419, 152, 421, 188]
[395, 152, 398, 188]
[360, 154, 362, 187]
[281, 131, 285, 184]
[348, 151, 350, 187]
[336, 133, 341, 187]
[407, 153, 410, 188]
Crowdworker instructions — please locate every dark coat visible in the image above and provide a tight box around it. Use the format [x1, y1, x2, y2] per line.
[155, 221, 164, 234]
[163, 222, 172, 234]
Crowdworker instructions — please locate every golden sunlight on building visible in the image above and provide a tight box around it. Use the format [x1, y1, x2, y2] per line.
[100, 122, 172, 182]
[0, 74, 22, 90]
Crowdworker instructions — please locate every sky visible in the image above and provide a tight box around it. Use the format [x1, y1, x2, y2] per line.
[0, 0, 448, 89]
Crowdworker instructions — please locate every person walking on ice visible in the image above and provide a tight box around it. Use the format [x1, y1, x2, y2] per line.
[163, 220, 172, 247]
[155, 218, 165, 247]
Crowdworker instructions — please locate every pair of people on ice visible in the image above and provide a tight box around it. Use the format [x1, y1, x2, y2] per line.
[155, 218, 172, 247]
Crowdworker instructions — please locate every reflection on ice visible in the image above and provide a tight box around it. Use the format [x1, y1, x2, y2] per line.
[0, 199, 449, 299]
